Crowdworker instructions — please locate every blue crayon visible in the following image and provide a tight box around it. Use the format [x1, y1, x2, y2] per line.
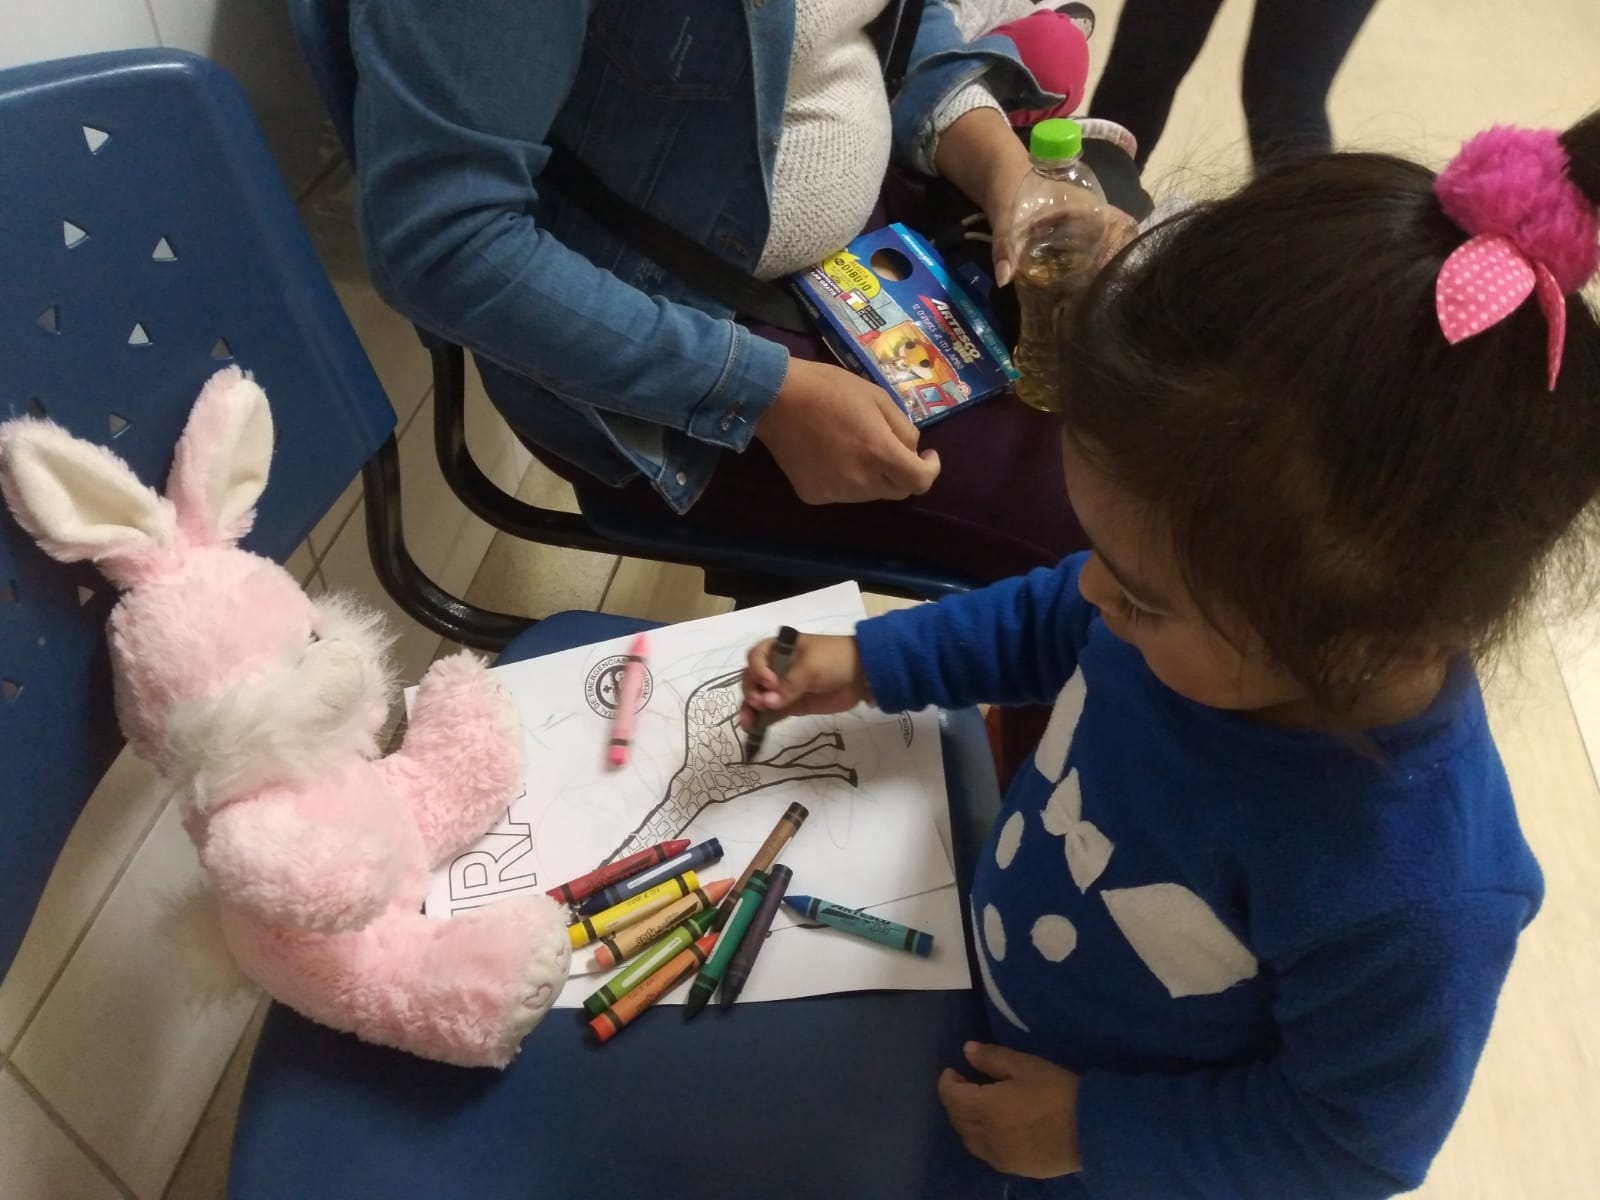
[578, 838, 724, 915]
[782, 894, 934, 957]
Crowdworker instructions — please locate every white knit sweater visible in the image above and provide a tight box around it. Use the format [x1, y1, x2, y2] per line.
[756, 0, 1001, 279]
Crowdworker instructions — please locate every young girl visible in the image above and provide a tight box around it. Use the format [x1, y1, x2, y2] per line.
[741, 114, 1600, 1197]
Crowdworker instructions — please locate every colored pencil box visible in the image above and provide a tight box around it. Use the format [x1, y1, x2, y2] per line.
[790, 223, 1018, 428]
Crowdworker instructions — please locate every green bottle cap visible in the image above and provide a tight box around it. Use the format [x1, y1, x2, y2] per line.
[1029, 118, 1083, 161]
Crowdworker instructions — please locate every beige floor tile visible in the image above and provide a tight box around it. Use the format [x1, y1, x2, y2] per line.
[0, 749, 170, 1053]
[464, 461, 619, 620]
[1543, 604, 1600, 774]
[1410, 620, 1600, 1197]
[161, 1000, 269, 1200]
[12, 801, 261, 1200]
[602, 558, 734, 624]
[286, 541, 315, 588]
[306, 474, 363, 564]
[466, 528, 617, 621]
[0, 1067, 124, 1200]
[1093, 0, 1600, 199]
[861, 592, 923, 619]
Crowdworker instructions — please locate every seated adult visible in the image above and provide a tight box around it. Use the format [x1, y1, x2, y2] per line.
[351, 0, 1100, 580]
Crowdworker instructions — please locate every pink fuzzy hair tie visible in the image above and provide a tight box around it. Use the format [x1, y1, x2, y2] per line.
[1434, 126, 1600, 390]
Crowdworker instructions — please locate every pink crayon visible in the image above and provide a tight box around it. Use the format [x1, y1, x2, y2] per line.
[608, 632, 650, 767]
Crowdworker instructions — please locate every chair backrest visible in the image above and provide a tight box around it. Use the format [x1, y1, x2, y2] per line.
[0, 50, 395, 976]
[286, 0, 358, 164]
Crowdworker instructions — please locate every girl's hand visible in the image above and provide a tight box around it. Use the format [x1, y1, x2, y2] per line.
[739, 633, 870, 729]
[938, 1042, 1083, 1179]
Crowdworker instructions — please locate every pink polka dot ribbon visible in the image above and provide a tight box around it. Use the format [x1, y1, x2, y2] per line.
[1436, 233, 1567, 391]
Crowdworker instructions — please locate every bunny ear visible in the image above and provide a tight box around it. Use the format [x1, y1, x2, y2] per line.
[166, 367, 274, 547]
[0, 416, 178, 585]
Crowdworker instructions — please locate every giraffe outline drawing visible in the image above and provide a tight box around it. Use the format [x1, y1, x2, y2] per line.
[603, 670, 858, 863]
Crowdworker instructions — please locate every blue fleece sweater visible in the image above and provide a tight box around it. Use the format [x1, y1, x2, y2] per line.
[856, 555, 1542, 1199]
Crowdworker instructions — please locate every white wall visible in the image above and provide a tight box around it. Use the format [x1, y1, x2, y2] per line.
[0, 0, 332, 195]
[1, 6, 534, 1196]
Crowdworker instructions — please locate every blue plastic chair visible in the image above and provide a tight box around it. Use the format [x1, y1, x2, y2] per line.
[287, 0, 981, 620]
[1, 50, 1002, 1200]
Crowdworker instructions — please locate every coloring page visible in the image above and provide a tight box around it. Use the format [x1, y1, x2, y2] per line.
[416, 585, 968, 1004]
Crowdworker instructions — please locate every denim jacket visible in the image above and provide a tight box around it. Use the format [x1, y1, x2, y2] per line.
[351, 0, 1051, 511]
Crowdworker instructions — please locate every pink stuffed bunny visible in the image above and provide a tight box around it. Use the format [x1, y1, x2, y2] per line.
[0, 368, 569, 1068]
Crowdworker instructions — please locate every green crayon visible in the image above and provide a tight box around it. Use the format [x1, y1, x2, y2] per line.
[581, 909, 717, 1018]
[718, 863, 792, 1009]
[782, 894, 934, 957]
[684, 871, 769, 1020]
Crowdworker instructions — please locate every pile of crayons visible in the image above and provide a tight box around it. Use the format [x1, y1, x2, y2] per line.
[547, 800, 938, 1044]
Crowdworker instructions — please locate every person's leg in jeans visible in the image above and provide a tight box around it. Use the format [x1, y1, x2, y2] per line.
[1089, 0, 1225, 170]
[1240, 0, 1380, 166]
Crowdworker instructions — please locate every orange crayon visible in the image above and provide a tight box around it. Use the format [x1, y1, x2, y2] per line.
[593, 878, 733, 970]
[588, 933, 718, 1044]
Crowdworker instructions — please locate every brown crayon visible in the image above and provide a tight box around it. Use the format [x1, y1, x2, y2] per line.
[593, 878, 733, 970]
[588, 933, 718, 1044]
[713, 801, 808, 931]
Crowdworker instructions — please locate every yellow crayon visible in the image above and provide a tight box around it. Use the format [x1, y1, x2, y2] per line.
[567, 870, 701, 949]
[594, 878, 735, 969]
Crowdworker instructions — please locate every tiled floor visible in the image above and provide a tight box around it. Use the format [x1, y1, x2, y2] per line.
[163, 1, 1599, 1195]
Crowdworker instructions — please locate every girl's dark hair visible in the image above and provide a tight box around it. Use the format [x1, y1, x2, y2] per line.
[1063, 112, 1600, 721]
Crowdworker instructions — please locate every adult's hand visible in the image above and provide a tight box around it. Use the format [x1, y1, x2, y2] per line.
[936, 106, 1141, 284]
[756, 358, 942, 505]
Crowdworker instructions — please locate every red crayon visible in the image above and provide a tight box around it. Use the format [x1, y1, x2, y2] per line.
[546, 839, 692, 907]
[588, 933, 718, 1044]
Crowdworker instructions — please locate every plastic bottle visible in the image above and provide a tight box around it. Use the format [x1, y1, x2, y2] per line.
[1009, 118, 1108, 413]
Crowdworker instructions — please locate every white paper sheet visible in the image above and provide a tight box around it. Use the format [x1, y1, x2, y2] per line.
[414, 585, 969, 1004]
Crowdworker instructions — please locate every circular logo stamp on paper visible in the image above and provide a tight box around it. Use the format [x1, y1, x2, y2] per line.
[586, 655, 654, 719]
[898, 712, 915, 747]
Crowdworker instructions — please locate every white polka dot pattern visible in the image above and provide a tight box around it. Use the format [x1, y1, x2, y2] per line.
[971, 898, 1030, 1032]
[1435, 232, 1571, 390]
[1436, 235, 1535, 346]
[983, 903, 1008, 961]
[1031, 914, 1078, 962]
[995, 811, 1025, 869]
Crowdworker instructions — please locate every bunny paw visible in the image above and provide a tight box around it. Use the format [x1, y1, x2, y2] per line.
[391, 652, 525, 861]
[492, 903, 573, 1058]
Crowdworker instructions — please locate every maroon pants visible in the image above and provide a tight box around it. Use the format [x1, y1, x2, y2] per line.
[609, 368, 1082, 585]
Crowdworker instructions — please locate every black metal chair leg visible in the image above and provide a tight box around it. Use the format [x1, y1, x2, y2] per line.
[360, 436, 529, 651]
[429, 343, 627, 554]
